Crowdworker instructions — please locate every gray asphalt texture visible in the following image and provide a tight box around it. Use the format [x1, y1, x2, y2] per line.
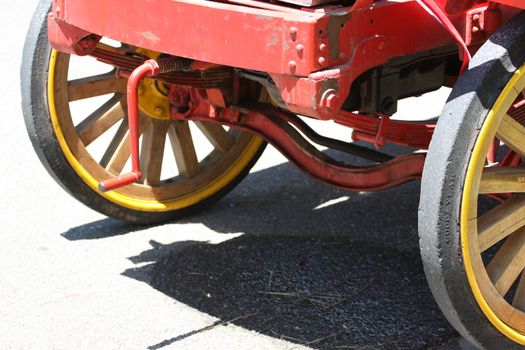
[2, 1, 475, 349]
[62, 149, 460, 349]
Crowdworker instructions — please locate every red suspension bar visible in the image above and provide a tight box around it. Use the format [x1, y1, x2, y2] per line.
[178, 104, 426, 192]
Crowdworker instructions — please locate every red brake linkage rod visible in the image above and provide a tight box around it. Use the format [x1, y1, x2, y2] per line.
[416, 0, 472, 72]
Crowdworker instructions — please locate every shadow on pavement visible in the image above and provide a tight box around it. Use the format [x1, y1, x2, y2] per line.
[62, 148, 458, 350]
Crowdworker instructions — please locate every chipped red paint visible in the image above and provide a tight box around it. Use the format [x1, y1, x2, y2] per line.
[49, 0, 520, 119]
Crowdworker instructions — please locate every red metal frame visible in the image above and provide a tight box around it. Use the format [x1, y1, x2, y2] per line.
[49, 0, 517, 120]
[166, 91, 427, 192]
[48, 0, 525, 193]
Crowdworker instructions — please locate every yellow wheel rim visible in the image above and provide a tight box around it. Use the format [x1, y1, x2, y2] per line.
[47, 49, 263, 212]
[462, 63, 525, 344]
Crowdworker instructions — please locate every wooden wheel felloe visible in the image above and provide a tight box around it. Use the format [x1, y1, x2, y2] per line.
[21, 2, 265, 224]
[460, 72, 525, 339]
[419, 13, 525, 349]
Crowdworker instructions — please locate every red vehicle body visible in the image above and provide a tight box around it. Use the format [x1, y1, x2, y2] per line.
[21, 0, 525, 348]
[45, 0, 523, 192]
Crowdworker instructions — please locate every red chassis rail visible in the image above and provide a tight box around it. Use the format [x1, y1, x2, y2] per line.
[48, 0, 517, 120]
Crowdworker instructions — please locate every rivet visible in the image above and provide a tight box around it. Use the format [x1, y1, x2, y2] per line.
[289, 61, 297, 73]
[472, 26, 480, 33]
[290, 27, 298, 42]
[296, 44, 304, 58]
[155, 106, 165, 117]
[473, 14, 480, 21]
[319, 43, 327, 52]
[318, 56, 326, 65]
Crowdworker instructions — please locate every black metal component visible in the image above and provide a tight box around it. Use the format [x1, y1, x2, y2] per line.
[273, 110, 393, 163]
[157, 56, 192, 73]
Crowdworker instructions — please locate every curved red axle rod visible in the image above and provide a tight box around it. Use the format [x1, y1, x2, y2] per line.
[180, 104, 426, 192]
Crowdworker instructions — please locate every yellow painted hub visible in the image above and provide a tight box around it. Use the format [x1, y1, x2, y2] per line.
[138, 77, 170, 120]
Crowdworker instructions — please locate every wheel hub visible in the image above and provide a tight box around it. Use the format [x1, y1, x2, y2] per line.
[138, 77, 171, 120]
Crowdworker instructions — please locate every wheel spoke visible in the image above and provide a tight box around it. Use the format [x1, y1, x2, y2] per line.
[168, 121, 201, 178]
[140, 120, 169, 186]
[100, 118, 129, 168]
[486, 227, 525, 296]
[513, 272, 525, 310]
[479, 167, 525, 194]
[76, 95, 126, 146]
[195, 121, 234, 152]
[105, 117, 150, 175]
[496, 114, 525, 157]
[68, 72, 127, 102]
[478, 195, 525, 252]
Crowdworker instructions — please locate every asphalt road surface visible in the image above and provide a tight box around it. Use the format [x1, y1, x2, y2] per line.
[1, 1, 474, 349]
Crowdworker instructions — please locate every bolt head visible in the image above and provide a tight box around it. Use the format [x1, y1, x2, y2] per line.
[290, 27, 298, 42]
[321, 90, 340, 113]
[326, 93, 339, 109]
[319, 43, 327, 52]
[288, 61, 297, 73]
[296, 44, 304, 58]
[154, 106, 165, 117]
[318, 56, 326, 65]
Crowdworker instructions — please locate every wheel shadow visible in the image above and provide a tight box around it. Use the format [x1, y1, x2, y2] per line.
[62, 148, 458, 349]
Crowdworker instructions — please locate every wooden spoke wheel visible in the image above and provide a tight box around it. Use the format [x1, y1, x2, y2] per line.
[419, 13, 525, 349]
[21, 1, 265, 224]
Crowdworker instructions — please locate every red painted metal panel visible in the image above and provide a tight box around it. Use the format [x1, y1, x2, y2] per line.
[53, 0, 463, 78]
[270, 0, 458, 118]
[56, 0, 341, 76]
[50, 0, 517, 119]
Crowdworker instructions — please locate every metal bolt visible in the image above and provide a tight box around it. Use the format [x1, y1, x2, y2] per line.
[288, 61, 297, 73]
[296, 44, 304, 58]
[319, 43, 327, 52]
[290, 27, 298, 42]
[473, 14, 480, 21]
[318, 56, 326, 65]
[472, 26, 480, 33]
[154, 106, 165, 117]
[325, 93, 339, 112]
[321, 89, 340, 113]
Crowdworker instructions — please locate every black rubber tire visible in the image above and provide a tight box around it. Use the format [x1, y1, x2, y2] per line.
[21, 0, 266, 224]
[419, 12, 525, 350]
